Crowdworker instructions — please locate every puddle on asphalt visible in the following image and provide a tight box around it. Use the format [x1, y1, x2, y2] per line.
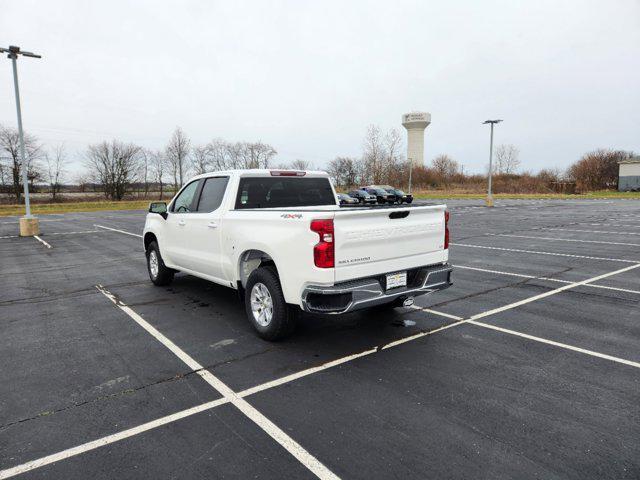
[392, 319, 416, 327]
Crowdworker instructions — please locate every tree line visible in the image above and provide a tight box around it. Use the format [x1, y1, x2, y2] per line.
[0, 121, 635, 203]
[0, 124, 284, 201]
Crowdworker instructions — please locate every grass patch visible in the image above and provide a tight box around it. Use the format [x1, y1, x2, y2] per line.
[412, 191, 640, 200]
[0, 200, 152, 217]
[1, 190, 638, 217]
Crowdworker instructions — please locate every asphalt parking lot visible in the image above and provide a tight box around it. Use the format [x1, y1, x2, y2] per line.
[1, 198, 639, 479]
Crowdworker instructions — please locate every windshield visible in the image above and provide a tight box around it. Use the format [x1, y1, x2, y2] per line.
[235, 176, 336, 209]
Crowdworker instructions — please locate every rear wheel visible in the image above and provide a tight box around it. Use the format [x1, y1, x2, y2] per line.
[245, 266, 298, 340]
[146, 241, 174, 286]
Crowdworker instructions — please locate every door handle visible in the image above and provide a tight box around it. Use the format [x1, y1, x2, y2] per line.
[207, 222, 218, 229]
[178, 220, 186, 226]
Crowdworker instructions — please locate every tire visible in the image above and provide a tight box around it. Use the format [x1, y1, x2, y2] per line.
[245, 266, 298, 340]
[146, 241, 174, 286]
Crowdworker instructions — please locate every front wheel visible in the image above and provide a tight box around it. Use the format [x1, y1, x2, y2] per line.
[146, 241, 174, 286]
[245, 266, 298, 340]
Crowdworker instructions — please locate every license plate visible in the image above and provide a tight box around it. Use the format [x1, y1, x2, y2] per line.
[386, 271, 407, 290]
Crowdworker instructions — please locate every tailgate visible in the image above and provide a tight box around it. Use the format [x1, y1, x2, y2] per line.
[333, 205, 447, 282]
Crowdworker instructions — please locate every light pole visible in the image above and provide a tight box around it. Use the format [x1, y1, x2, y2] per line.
[1, 45, 41, 235]
[407, 157, 413, 194]
[483, 119, 502, 207]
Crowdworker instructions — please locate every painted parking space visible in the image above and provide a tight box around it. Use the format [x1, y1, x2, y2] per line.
[1, 198, 639, 479]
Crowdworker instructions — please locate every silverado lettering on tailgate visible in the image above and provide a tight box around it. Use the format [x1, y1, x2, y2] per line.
[343, 222, 440, 241]
[337, 256, 371, 265]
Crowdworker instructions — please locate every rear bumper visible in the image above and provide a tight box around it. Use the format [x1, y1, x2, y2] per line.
[301, 263, 453, 314]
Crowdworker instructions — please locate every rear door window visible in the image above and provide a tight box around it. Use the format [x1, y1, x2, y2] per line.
[196, 177, 229, 212]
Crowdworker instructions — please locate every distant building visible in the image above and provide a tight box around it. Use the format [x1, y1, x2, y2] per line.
[618, 157, 640, 191]
[402, 112, 431, 167]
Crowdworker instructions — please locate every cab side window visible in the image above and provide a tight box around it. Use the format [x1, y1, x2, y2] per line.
[171, 180, 200, 213]
[196, 177, 229, 212]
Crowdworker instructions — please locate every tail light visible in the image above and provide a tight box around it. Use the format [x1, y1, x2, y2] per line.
[444, 210, 450, 249]
[310, 219, 334, 268]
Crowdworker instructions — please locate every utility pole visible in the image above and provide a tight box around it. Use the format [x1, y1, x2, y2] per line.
[1, 45, 41, 236]
[407, 157, 413, 194]
[482, 119, 502, 207]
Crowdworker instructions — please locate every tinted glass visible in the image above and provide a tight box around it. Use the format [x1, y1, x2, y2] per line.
[197, 177, 229, 212]
[172, 180, 200, 213]
[235, 177, 335, 209]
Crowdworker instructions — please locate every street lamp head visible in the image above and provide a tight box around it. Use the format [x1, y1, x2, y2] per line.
[0, 45, 41, 59]
[483, 119, 503, 125]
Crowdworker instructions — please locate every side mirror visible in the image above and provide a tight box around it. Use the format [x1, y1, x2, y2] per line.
[149, 202, 168, 219]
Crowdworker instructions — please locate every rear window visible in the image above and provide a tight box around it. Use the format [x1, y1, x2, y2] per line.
[235, 177, 335, 209]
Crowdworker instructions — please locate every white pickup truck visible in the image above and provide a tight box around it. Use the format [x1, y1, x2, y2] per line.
[143, 169, 452, 340]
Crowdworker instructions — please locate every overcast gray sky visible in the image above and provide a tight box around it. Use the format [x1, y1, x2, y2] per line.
[1, 0, 639, 176]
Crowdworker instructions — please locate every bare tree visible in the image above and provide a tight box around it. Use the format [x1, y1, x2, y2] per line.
[208, 138, 233, 170]
[0, 124, 42, 202]
[0, 160, 8, 191]
[165, 127, 191, 189]
[431, 154, 459, 185]
[136, 149, 154, 198]
[74, 173, 90, 193]
[85, 140, 141, 200]
[327, 156, 358, 187]
[241, 142, 277, 169]
[567, 149, 633, 191]
[191, 145, 210, 175]
[150, 150, 167, 199]
[45, 144, 67, 200]
[494, 144, 520, 174]
[383, 128, 404, 180]
[362, 125, 385, 184]
[289, 159, 313, 170]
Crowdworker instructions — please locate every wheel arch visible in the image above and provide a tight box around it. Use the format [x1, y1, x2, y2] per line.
[237, 249, 280, 290]
[144, 231, 158, 251]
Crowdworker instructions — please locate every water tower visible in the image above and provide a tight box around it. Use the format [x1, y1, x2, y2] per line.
[402, 112, 431, 166]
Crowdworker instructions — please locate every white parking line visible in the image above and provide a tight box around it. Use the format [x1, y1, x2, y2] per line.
[47, 230, 103, 236]
[414, 304, 640, 370]
[586, 223, 640, 229]
[0, 219, 66, 224]
[95, 285, 338, 480]
[1, 231, 100, 240]
[4, 261, 639, 479]
[545, 228, 640, 236]
[450, 243, 639, 263]
[0, 398, 229, 479]
[33, 236, 52, 249]
[94, 224, 143, 238]
[467, 321, 640, 369]
[454, 264, 640, 296]
[489, 233, 640, 247]
[467, 262, 640, 320]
